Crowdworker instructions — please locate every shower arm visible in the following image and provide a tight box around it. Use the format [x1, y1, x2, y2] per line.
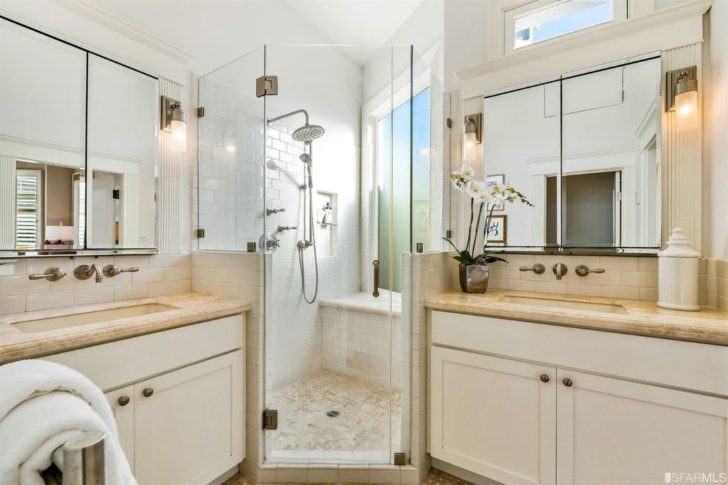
[267, 109, 309, 126]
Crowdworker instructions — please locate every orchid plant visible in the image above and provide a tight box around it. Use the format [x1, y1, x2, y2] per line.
[444, 164, 533, 266]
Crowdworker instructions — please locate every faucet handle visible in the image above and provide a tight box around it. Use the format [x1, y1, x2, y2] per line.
[575, 265, 605, 277]
[29, 267, 66, 281]
[102, 265, 140, 277]
[519, 263, 545, 274]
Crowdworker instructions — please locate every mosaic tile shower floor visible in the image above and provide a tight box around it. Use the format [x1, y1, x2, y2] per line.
[266, 370, 402, 463]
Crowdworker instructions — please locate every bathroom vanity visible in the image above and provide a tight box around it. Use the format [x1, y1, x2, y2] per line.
[426, 291, 728, 485]
[0, 293, 248, 485]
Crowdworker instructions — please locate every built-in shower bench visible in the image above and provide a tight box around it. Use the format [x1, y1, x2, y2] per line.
[319, 291, 403, 388]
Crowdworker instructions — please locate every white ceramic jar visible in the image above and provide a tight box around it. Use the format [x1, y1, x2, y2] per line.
[658, 227, 700, 311]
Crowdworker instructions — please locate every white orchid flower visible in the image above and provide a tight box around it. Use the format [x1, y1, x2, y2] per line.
[466, 180, 487, 199]
[459, 164, 475, 182]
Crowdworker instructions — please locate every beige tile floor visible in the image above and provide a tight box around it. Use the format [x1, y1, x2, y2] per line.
[266, 370, 401, 463]
[224, 467, 472, 484]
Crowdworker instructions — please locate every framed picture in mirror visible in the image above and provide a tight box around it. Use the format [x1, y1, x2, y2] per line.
[486, 214, 507, 246]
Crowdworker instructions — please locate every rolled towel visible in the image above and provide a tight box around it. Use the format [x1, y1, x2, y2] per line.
[0, 360, 116, 434]
[0, 360, 135, 485]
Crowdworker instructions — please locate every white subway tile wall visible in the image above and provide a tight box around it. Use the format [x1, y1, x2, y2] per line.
[0, 255, 192, 315]
[195, 76, 265, 252]
[488, 254, 661, 300]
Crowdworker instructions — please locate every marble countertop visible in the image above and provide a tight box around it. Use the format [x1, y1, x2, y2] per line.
[425, 290, 728, 346]
[0, 293, 250, 364]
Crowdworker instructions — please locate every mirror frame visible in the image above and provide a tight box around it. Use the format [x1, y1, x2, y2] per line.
[0, 15, 159, 259]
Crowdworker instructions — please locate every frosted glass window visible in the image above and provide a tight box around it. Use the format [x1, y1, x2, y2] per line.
[514, 0, 614, 49]
[377, 88, 430, 292]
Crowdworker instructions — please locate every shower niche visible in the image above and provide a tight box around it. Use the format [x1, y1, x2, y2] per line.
[315, 191, 337, 257]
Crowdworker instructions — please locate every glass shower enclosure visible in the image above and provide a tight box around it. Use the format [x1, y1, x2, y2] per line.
[198, 44, 429, 466]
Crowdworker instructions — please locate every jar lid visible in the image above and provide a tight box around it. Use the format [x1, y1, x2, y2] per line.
[658, 227, 701, 258]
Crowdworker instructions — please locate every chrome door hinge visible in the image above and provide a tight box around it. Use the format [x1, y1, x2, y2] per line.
[256, 75, 278, 97]
[263, 409, 278, 430]
[197, 107, 205, 118]
[393, 452, 406, 466]
[196, 228, 205, 238]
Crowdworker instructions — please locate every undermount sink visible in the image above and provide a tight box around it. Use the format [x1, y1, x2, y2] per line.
[500, 295, 628, 314]
[12, 303, 176, 334]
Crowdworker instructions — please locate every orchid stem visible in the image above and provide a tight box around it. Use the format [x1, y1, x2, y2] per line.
[465, 198, 473, 253]
[472, 202, 484, 255]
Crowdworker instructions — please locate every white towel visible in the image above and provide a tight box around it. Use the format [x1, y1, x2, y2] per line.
[0, 360, 136, 485]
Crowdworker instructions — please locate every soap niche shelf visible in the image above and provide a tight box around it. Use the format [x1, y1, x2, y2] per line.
[315, 191, 337, 257]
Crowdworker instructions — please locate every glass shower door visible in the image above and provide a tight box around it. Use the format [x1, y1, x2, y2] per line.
[262, 44, 412, 466]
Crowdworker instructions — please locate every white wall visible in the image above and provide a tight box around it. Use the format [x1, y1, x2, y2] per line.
[704, 3, 728, 259]
[443, 0, 489, 91]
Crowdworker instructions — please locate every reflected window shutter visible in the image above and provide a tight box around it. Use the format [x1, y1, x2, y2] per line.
[16, 171, 40, 249]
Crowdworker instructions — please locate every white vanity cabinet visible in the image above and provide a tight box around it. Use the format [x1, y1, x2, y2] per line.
[431, 347, 556, 485]
[46, 314, 245, 485]
[430, 311, 728, 485]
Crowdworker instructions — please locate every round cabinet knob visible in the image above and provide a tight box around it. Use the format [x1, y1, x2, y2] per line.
[563, 378, 574, 387]
[142, 388, 154, 398]
[117, 395, 130, 406]
[539, 374, 550, 383]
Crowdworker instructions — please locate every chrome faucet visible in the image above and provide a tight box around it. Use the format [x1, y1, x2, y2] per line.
[74, 264, 104, 283]
[552, 263, 568, 280]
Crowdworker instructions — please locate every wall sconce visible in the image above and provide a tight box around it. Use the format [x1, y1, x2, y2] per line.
[666, 66, 698, 132]
[161, 95, 186, 151]
[463, 113, 482, 163]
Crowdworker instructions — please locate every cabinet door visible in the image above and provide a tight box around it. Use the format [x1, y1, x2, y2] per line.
[105, 385, 135, 472]
[557, 369, 728, 485]
[430, 346, 556, 485]
[133, 351, 243, 485]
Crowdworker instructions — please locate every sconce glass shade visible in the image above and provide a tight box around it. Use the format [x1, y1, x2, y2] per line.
[161, 97, 186, 152]
[673, 70, 698, 132]
[463, 132, 478, 163]
[675, 89, 698, 132]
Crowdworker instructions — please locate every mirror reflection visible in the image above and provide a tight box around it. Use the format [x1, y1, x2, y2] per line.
[562, 58, 661, 248]
[483, 81, 561, 247]
[13, 161, 85, 250]
[482, 56, 661, 250]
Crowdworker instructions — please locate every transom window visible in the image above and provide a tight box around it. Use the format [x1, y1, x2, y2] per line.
[511, 0, 618, 50]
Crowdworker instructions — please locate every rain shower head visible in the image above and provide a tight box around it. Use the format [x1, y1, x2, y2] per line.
[292, 124, 325, 143]
[267, 109, 325, 143]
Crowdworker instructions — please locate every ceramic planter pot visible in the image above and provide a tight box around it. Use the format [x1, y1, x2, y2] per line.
[459, 264, 489, 293]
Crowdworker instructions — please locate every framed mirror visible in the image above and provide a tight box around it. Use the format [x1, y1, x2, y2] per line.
[0, 17, 159, 257]
[481, 55, 661, 252]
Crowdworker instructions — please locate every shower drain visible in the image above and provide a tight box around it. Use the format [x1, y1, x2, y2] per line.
[326, 410, 340, 418]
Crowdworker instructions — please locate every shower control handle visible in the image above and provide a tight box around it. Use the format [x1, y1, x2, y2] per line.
[372, 260, 380, 298]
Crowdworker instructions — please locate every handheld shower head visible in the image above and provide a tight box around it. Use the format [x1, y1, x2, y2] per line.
[299, 153, 312, 164]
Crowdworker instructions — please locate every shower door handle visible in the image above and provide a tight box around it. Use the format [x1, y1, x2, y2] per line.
[372, 260, 380, 298]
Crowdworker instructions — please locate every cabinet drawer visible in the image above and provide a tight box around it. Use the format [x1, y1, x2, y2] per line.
[45, 314, 244, 391]
[431, 310, 728, 396]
